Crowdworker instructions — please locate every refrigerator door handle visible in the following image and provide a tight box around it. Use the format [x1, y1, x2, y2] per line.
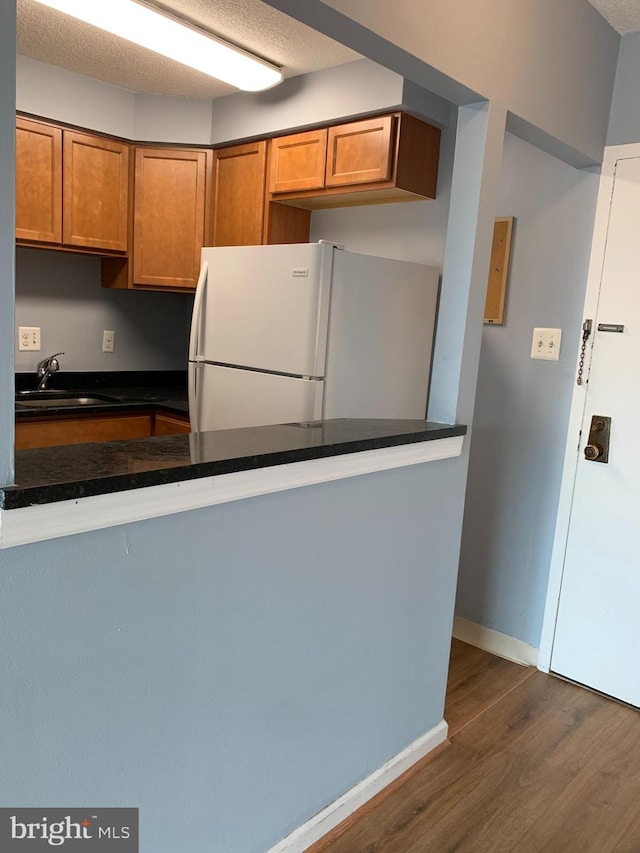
[189, 261, 209, 362]
[188, 361, 203, 433]
[188, 260, 208, 433]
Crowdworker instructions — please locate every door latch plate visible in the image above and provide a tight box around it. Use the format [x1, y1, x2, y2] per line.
[584, 415, 611, 463]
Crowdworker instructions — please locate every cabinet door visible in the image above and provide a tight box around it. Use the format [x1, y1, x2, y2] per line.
[153, 413, 191, 435]
[15, 414, 152, 450]
[211, 141, 266, 246]
[133, 147, 207, 289]
[325, 115, 394, 187]
[15, 117, 62, 244]
[63, 131, 130, 252]
[269, 128, 327, 193]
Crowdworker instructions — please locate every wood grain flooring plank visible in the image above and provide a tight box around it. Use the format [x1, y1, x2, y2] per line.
[450, 671, 577, 757]
[404, 683, 624, 853]
[319, 674, 573, 853]
[611, 808, 640, 851]
[512, 705, 640, 853]
[445, 639, 535, 737]
[446, 639, 502, 691]
[317, 643, 640, 853]
[305, 741, 451, 853]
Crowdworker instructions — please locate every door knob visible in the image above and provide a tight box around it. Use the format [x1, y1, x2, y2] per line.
[584, 444, 603, 461]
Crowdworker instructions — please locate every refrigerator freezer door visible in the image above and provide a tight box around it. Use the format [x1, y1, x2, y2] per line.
[193, 364, 324, 431]
[199, 243, 333, 378]
[323, 251, 439, 420]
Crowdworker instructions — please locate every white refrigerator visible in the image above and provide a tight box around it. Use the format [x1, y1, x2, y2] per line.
[188, 242, 439, 432]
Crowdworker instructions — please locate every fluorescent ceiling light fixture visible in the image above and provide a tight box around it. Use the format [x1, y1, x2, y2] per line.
[32, 0, 283, 91]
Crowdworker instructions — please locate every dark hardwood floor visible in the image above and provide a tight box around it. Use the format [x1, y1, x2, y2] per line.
[313, 638, 640, 853]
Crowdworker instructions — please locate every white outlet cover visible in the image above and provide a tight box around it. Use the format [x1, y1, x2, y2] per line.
[102, 330, 115, 353]
[18, 326, 41, 351]
[531, 327, 562, 361]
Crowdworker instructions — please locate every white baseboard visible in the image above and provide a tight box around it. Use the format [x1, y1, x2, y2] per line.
[453, 616, 539, 667]
[266, 719, 448, 853]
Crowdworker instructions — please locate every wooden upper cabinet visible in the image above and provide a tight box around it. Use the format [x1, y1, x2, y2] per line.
[269, 128, 328, 194]
[133, 147, 208, 289]
[210, 140, 266, 246]
[16, 117, 62, 244]
[17, 111, 441, 282]
[16, 118, 129, 252]
[326, 115, 394, 187]
[63, 131, 130, 252]
[266, 113, 441, 209]
[393, 113, 441, 200]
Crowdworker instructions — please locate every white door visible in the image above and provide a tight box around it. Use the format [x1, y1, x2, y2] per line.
[550, 154, 640, 707]
[199, 243, 333, 377]
[191, 364, 324, 431]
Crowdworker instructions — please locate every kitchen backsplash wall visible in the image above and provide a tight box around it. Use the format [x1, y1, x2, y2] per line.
[15, 248, 193, 373]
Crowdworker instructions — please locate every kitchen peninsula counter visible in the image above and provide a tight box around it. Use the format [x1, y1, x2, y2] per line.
[3, 419, 466, 510]
[4, 372, 467, 548]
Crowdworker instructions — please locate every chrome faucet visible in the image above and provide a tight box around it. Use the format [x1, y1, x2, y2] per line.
[36, 352, 64, 390]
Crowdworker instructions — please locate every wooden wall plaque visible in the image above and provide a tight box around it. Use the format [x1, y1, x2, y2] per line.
[484, 216, 514, 325]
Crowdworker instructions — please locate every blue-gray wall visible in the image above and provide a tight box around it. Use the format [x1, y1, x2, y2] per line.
[0, 1, 15, 484]
[0, 463, 464, 853]
[16, 55, 214, 144]
[456, 28, 640, 648]
[457, 134, 599, 647]
[314, 128, 600, 648]
[0, 2, 626, 849]
[607, 32, 640, 145]
[265, 0, 619, 166]
[17, 55, 447, 147]
[210, 58, 450, 143]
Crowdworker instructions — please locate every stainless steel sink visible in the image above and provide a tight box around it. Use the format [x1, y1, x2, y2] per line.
[15, 390, 119, 407]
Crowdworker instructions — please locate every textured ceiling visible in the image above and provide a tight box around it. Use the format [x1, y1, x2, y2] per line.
[17, 0, 360, 99]
[18, 0, 639, 100]
[589, 0, 640, 34]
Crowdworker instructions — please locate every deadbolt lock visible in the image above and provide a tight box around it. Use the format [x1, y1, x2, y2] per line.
[584, 415, 611, 463]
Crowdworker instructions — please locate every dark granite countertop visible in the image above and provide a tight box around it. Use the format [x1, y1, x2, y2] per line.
[2, 419, 467, 510]
[15, 370, 189, 418]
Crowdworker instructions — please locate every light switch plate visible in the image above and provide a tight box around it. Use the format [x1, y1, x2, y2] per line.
[531, 327, 562, 360]
[18, 326, 41, 351]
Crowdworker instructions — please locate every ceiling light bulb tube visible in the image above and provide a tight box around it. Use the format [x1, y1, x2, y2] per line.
[32, 0, 283, 91]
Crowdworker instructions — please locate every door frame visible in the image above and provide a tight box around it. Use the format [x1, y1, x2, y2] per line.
[538, 141, 640, 672]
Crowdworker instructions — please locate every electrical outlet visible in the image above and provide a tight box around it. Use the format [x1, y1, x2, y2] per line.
[531, 327, 562, 361]
[102, 330, 115, 353]
[18, 326, 41, 351]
